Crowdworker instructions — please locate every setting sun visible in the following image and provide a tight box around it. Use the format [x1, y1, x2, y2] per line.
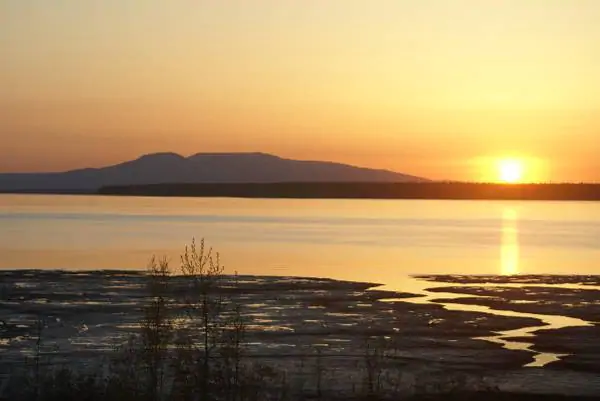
[498, 159, 524, 183]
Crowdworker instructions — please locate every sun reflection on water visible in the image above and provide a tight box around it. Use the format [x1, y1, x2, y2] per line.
[501, 208, 520, 275]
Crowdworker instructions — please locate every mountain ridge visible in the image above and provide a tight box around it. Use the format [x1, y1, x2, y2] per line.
[0, 152, 426, 192]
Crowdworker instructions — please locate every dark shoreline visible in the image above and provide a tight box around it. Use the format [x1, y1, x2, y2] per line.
[2, 182, 600, 201]
[96, 182, 600, 201]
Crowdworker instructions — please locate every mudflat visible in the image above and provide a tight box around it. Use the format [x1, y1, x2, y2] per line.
[1, 271, 599, 396]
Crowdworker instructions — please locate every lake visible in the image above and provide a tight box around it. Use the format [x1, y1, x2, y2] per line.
[1, 195, 599, 287]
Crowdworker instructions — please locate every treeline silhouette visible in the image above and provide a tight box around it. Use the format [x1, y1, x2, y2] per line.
[98, 182, 600, 201]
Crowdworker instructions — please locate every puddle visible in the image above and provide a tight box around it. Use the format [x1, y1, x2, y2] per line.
[246, 303, 269, 308]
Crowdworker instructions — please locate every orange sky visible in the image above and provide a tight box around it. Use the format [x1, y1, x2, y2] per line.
[1, 1, 599, 182]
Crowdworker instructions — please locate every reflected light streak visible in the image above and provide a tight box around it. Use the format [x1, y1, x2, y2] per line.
[501, 208, 520, 275]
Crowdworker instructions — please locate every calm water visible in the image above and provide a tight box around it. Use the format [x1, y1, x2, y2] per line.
[1, 195, 599, 287]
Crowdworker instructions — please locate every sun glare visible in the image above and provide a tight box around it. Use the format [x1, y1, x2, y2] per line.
[501, 208, 520, 275]
[498, 159, 524, 183]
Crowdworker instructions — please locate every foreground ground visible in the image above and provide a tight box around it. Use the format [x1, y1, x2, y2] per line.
[1, 271, 600, 397]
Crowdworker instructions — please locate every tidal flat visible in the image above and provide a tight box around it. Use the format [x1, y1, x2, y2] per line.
[418, 275, 600, 376]
[1, 271, 600, 396]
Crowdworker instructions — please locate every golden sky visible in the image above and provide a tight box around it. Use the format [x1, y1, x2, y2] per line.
[1, 1, 599, 182]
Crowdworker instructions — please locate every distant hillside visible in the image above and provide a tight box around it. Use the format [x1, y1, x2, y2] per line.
[0, 152, 426, 192]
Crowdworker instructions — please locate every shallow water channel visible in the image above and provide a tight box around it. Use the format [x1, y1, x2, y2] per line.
[386, 277, 600, 368]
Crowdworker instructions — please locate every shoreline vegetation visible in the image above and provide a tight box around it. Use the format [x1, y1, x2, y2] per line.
[2, 182, 600, 201]
[2, 241, 600, 400]
[94, 182, 600, 201]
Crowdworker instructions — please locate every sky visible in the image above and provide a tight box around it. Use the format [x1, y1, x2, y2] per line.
[1, 1, 599, 182]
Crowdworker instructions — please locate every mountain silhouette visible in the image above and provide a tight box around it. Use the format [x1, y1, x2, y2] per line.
[0, 152, 426, 192]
